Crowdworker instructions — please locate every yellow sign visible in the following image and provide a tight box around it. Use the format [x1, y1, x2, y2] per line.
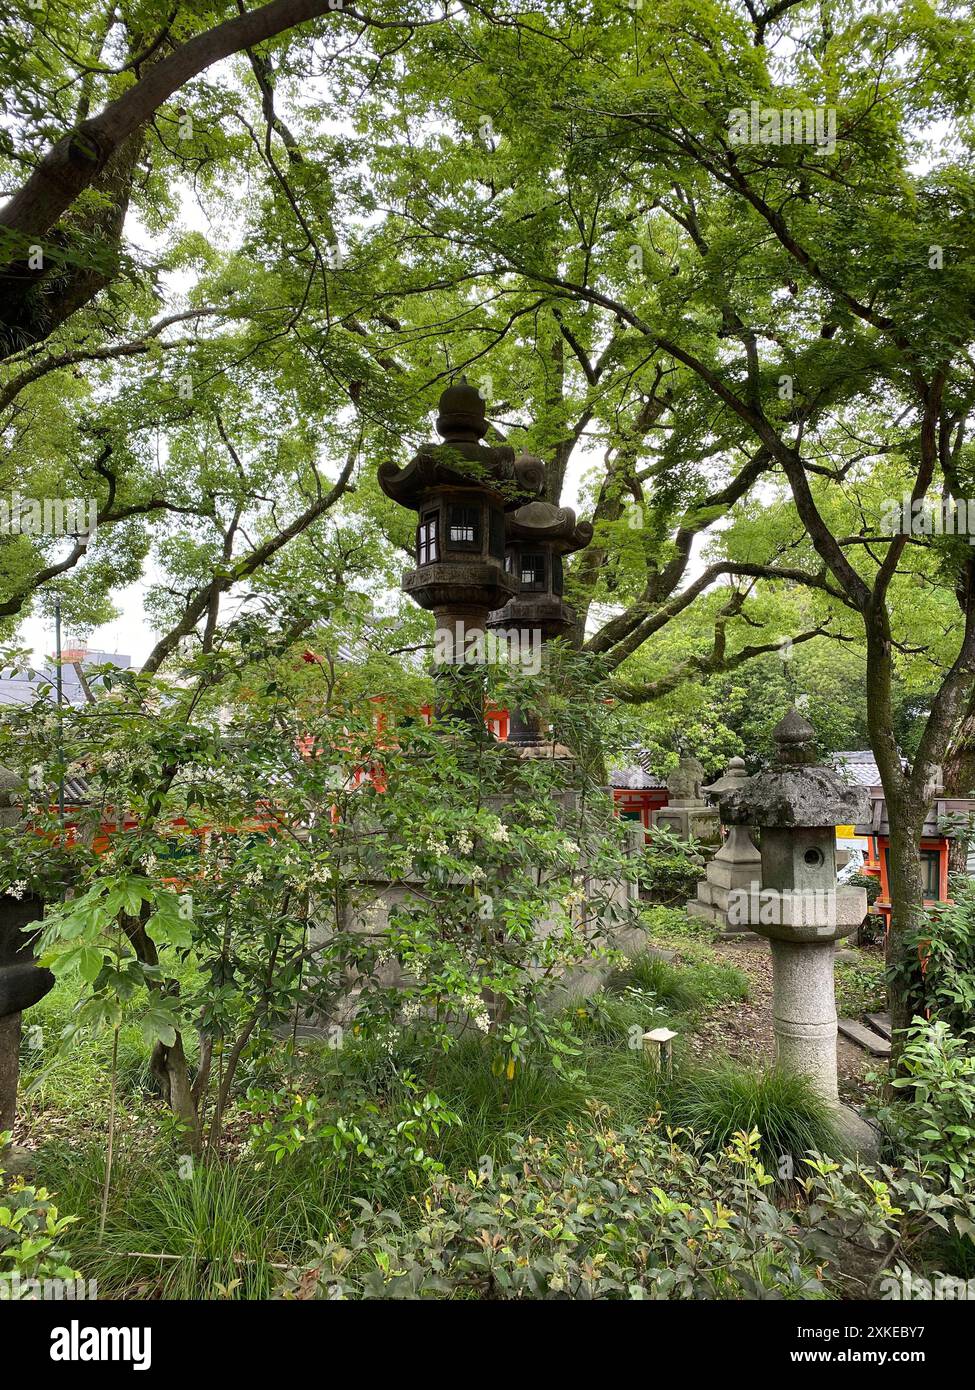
[836, 825, 856, 838]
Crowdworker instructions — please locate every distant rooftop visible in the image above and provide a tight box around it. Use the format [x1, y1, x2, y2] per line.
[609, 750, 667, 791]
[0, 648, 131, 707]
[830, 749, 906, 789]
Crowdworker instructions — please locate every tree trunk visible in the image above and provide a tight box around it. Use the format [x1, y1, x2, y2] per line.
[122, 906, 202, 1151]
[149, 1034, 201, 1153]
[0, 1013, 21, 1135]
[884, 800, 927, 1070]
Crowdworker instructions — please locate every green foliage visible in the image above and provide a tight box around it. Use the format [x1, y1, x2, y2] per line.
[277, 1124, 825, 1300]
[835, 956, 887, 1018]
[879, 1020, 975, 1210]
[639, 904, 715, 943]
[246, 1079, 461, 1179]
[846, 871, 882, 907]
[613, 951, 749, 1013]
[638, 826, 703, 906]
[0, 1134, 82, 1297]
[668, 1063, 842, 1174]
[2, 646, 646, 1142]
[898, 885, 975, 1033]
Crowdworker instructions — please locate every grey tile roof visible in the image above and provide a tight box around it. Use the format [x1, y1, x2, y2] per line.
[609, 750, 667, 790]
[830, 750, 885, 788]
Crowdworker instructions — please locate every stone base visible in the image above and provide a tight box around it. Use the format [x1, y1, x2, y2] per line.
[0, 1143, 35, 1177]
[833, 1103, 880, 1160]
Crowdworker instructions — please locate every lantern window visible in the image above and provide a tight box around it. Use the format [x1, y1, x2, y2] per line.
[447, 504, 481, 549]
[520, 553, 546, 591]
[418, 510, 439, 564]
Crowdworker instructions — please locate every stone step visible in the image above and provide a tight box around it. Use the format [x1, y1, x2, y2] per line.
[838, 1017, 891, 1056]
[686, 899, 721, 923]
[863, 1011, 892, 1041]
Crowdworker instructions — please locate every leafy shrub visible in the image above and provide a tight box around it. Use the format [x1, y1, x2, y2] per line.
[277, 1123, 824, 1300]
[878, 1019, 975, 1199]
[845, 870, 881, 905]
[835, 957, 886, 1018]
[899, 886, 975, 1032]
[639, 826, 703, 906]
[639, 904, 719, 944]
[668, 1062, 842, 1172]
[0, 1134, 82, 1297]
[277, 1110, 975, 1301]
[246, 1079, 461, 1180]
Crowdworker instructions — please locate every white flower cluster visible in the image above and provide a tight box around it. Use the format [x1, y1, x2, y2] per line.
[180, 764, 248, 797]
[460, 992, 491, 1034]
[488, 819, 509, 844]
[456, 830, 473, 854]
[4, 881, 27, 899]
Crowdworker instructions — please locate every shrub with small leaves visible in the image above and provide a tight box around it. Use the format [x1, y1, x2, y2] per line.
[0, 1134, 82, 1298]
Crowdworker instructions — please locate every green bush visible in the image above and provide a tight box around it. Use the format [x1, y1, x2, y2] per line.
[0, 1134, 82, 1298]
[639, 826, 703, 906]
[899, 885, 975, 1033]
[845, 870, 881, 905]
[668, 1061, 842, 1173]
[277, 1122, 825, 1300]
[835, 957, 887, 1018]
[879, 1019, 975, 1199]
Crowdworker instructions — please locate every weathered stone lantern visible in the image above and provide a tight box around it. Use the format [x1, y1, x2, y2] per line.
[486, 500, 593, 746]
[717, 710, 877, 1152]
[378, 381, 542, 719]
[688, 756, 763, 932]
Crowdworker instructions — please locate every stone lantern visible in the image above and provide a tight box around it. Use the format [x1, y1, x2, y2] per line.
[378, 381, 543, 719]
[717, 710, 877, 1152]
[688, 756, 763, 932]
[486, 500, 593, 747]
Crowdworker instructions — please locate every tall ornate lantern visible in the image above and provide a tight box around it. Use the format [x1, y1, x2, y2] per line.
[378, 381, 542, 718]
[486, 500, 592, 746]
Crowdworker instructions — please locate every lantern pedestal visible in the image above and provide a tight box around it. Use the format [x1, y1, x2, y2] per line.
[718, 710, 880, 1157]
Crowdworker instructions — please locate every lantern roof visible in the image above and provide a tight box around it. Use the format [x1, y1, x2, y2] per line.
[378, 382, 544, 511]
[504, 500, 594, 553]
[717, 709, 871, 829]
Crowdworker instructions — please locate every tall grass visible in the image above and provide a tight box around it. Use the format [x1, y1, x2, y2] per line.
[612, 951, 750, 1012]
[668, 1060, 843, 1172]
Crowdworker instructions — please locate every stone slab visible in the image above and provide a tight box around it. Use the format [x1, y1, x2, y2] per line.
[838, 1017, 891, 1056]
[864, 1012, 892, 1041]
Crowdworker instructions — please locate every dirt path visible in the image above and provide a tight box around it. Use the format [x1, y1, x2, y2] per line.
[667, 936, 877, 1104]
